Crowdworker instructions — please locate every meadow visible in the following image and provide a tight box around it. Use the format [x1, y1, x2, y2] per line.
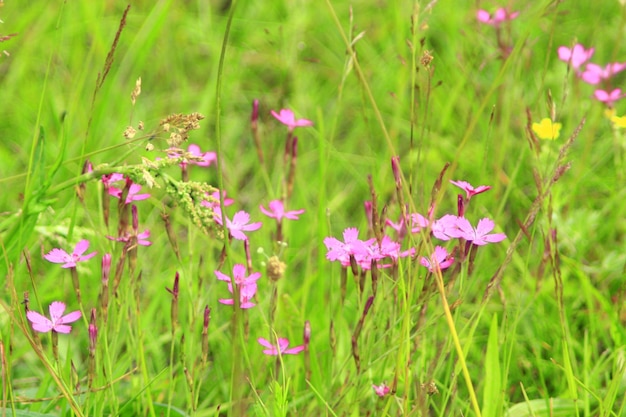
[0, 1, 625, 416]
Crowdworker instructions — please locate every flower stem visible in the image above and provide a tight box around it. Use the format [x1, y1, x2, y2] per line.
[432, 266, 482, 417]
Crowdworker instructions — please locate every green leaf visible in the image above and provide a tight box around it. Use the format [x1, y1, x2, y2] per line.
[482, 314, 502, 417]
[505, 398, 578, 417]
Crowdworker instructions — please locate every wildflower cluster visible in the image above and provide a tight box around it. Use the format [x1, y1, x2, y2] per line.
[31, 104, 313, 364]
[323, 158, 507, 397]
[558, 43, 626, 108]
[325, 175, 506, 277]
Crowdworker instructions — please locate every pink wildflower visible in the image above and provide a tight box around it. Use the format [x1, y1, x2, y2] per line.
[356, 235, 414, 269]
[169, 144, 217, 168]
[107, 205, 152, 246]
[450, 180, 492, 200]
[557, 44, 594, 69]
[257, 337, 304, 355]
[107, 230, 152, 246]
[410, 212, 429, 233]
[432, 215, 463, 241]
[214, 210, 262, 241]
[44, 239, 97, 268]
[581, 63, 626, 85]
[215, 264, 260, 309]
[386, 216, 408, 240]
[372, 383, 390, 397]
[26, 301, 81, 334]
[420, 246, 454, 272]
[476, 8, 519, 26]
[108, 179, 150, 204]
[456, 217, 506, 245]
[594, 88, 624, 107]
[271, 109, 313, 131]
[260, 200, 305, 221]
[324, 227, 371, 266]
[101, 173, 124, 189]
[201, 190, 234, 210]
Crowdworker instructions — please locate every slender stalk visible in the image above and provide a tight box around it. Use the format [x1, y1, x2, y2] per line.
[214, 1, 244, 415]
[432, 266, 482, 417]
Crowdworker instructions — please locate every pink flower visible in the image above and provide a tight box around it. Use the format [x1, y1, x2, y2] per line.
[372, 383, 390, 397]
[107, 230, 152, 246]
[476, 8, 519, 26]
[26, 301, 82, 334]
[260, 200, 305, 221]
[44, 239, 97, 268]
[271, 109, 313, 131]
[101, 173, 124, 188]
[324, 228, 371, 266]
[594, 88, 624, 107]
[108, 181, 150, 204]
[201, 190, 234, 210]
[216, 264, 260, 309]
[557, 44, 594, 69]
[107, 205, 152, 246]
[169, 144, 217, 168]
[356, 236, 414, 269]
[214, 210, 262, 241]
[420, 246, 454, 272]
[450, 180, 492, 200]
[456, 217, 506, 245]
[386, 216, 408, 240]
[581, 63, 626, 85]
[432, 215, 464, 241]
[410, 212, 429, 233]
[257, 337, 304, 355]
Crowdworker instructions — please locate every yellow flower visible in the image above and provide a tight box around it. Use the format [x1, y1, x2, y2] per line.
[532, 118, 562, 140]
[611, 114, 626, 128]
[605, 108, 617, 119]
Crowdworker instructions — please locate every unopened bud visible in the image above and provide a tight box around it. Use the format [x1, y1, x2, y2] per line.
[251, 99, 259, 126]
[102, 254, 111, 285]
[132, 205, 139, 231]
[391, 156, 401, 188]
[304, 320, 311, 346]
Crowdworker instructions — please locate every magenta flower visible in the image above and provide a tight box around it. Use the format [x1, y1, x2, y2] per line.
[271, 109, 313, 131]
[107, 230, 152, 246]
[101, 173, 124, 188]
[257, 337, 304, 355]
[201, 190, 235, 210]
[260, 200, 305, 221]
[26, 301, 82, 334]
[410, 212, 429, 233]
[169, 144, 217, 168]
[44, 239, 97, 268]
[420, 246, 454, 272]
[450, 180, 492, 200]
[215, 264, 260, 309]
[456, 217, 506, 245]
[557, 44, 594, 69]
[215, 210, 262, 240]
[372, 383, 390, 397]
[581, 62, 626, 85]
[215, 264, 261, 287]
[594, 88, 624, 106]
[432, 215, 464, 241]
[108, 182, 150, 204]
[356, 235, 414, 269]
[476, 8, 519, 26]
[324, 227, 371, 266]
[107, 205, 152, 246]
[386, 216, 408, 240]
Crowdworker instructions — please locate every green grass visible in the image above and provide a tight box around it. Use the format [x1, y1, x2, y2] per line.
[1, 1, 625, 416]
